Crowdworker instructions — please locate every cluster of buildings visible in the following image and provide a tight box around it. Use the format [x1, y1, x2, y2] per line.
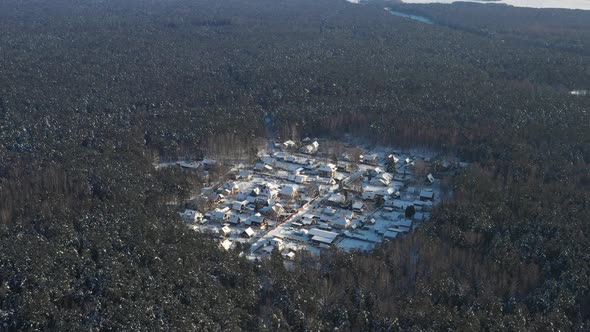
[178, 139, 457, 261]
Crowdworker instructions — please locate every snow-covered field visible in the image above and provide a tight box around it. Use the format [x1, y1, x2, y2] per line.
[176, 139, 464, 261]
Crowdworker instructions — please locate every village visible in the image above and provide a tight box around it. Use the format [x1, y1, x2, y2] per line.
[174, 138, 463, 261]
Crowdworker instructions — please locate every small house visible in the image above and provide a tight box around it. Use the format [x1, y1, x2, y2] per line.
[224, 181, 240, 194]
[245, 213, 267, 227]
[327, 193, 345, 206]
[212, 207, 230, 221]
[228, 214, 242, 225]
[269, 204, 285, 218]
[318, 163, 337, 178]
[242, 227, 255, 238]
[282, 140, 297, 150]
[363, 154, 380, 165]
[209, 192, 225, 203]
[352, 201, 364, 213]
[294, 175, 307, 184]
[337, 161, 353, 172]
[271, 237, 284, 250]
[239, 170, 253, 180]
[426, 173, 435, 184]
[323, 206, 337, 216]
[260, 185, 279, 199]
[220, 239, 233, 251]
[332, 216, 351, 230]
[308, 228, 339, 244]
[232, 200, 248, 212]
[387, 154, 400, 164]
[419, 189, 435, 201]
[221, 226, 231, 237]
[180, 209, 203, 223]
[280, 186, 298, 199]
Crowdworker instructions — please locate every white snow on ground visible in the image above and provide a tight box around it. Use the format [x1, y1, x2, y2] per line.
[172, 139, 464, 260]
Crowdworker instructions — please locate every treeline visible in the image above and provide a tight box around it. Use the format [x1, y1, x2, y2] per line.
[0, 0, 588, 330]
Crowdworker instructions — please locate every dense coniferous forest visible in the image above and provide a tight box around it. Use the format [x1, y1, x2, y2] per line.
[0, 0, 588, 330]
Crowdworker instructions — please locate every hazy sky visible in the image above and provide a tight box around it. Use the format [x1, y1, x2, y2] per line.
[401, 0, 590, 10]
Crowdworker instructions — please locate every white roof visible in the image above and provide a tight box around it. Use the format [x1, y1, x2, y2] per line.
[388, 154, 400, 163]
[318, 163, 337, 172]
[243, 227, 255, 237]
[312, 235, 334, 244]
[308, 229, 339, 242]
[221, 239, 232, 250]
[427, 173, 435, 183]
[280, 186, 297, 196]
[420, 190, 434, 198]
[283, 140, 296, 146]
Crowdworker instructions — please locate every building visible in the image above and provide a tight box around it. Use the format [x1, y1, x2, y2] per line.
[271, 237, 284, 250]
[245, 213, 267, 227]
[282, 140, 297, 150]
[209, 192, 225, 203]
[294, 175, 307, 184]
[224, 181, 240, 194]
[212, 207, 230, 222]
[220, 239, 233, 251]
[362, 192, 376, 201]
[279, 186, 298, 199]
[332, 216, 351, 230]
[426, 173, 435, 184]
[384, 230, 399, 239]
[327, 193, 345, 206]
[269, 204, 285, 218]
[180, 209, 203, 223]
[362, 154, 380, 165]
[232, 200, 248, 212]
[352, 201, 364, 212]
[228, 214, 242, 225]
[337, 161, 354, 172]
[238, 170, 253, 180]
[387, 154, 400, 164]
[370, 172, 392, 186]
[221, 226, 231, 237]
[318, 163, 337, 178]
[308, 228, 339, 245]
[260, 184, 279, 199]
[419, 189, 435, 201]
[300, 141, 319, 154]
[323, 206, 337, 216]
[254, 163, 273, 172]
[242, 227, 255, 238]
